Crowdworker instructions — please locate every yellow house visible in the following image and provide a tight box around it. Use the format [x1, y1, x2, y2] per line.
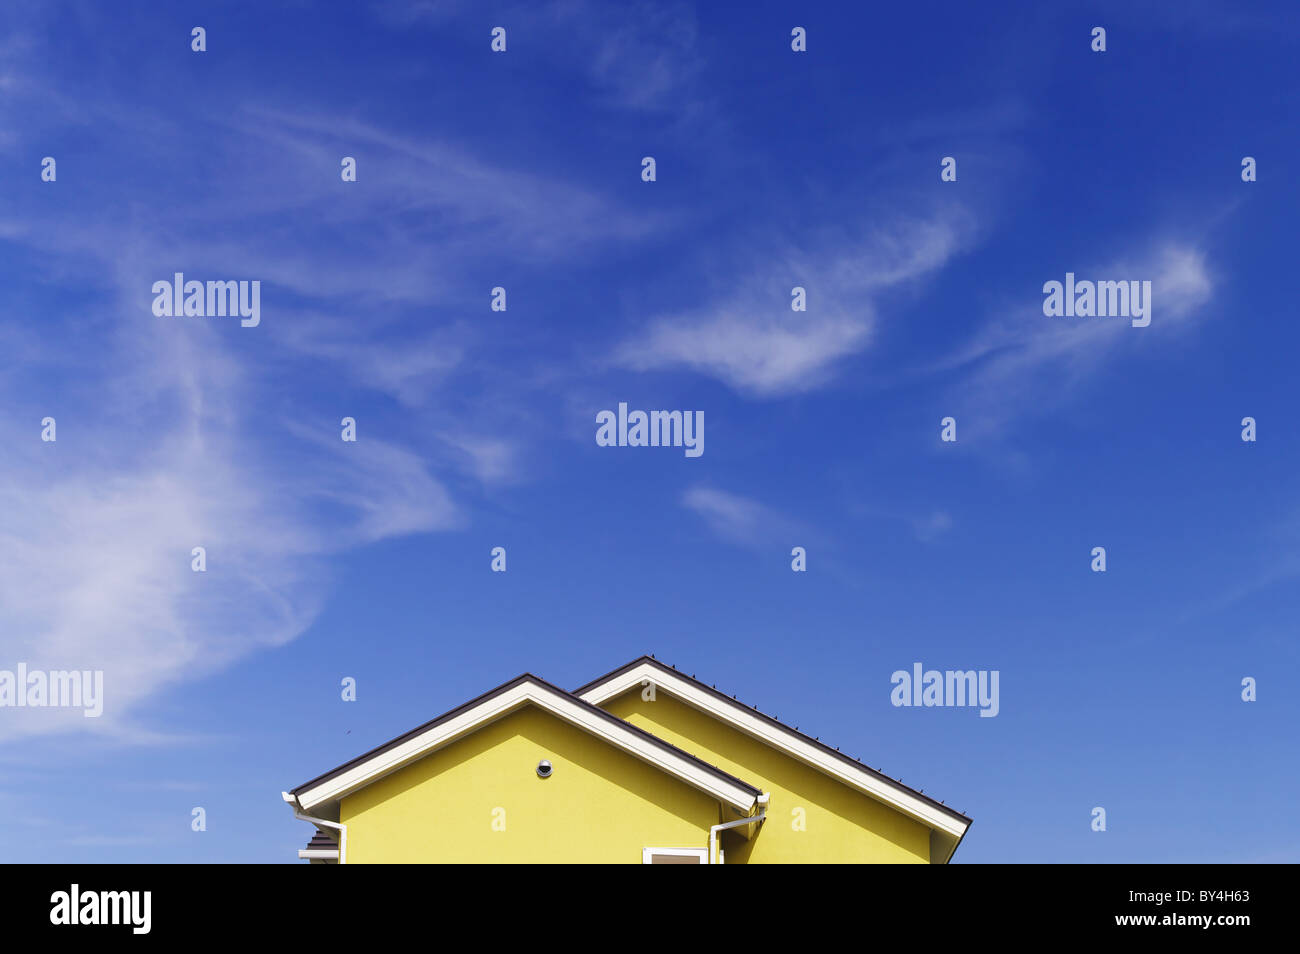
[282, 656, 971, 863]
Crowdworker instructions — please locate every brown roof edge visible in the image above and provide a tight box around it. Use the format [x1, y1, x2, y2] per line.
[575, 655, 973, 828]
[305, 830, 339, 851]
[290, 670, 763, 802]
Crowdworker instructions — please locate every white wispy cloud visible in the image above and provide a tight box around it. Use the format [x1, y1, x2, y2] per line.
[912, 510, 954, 543]
[437, 432, 523, 486]
[681, 486, 808, 549]
[935, 242, 1215, 440]
[0, 300, 462, 746]
[231, 107, 669, 267]
[616, 211, 974, 397]
[373, 0, 705, 112]
[0, 433, 319, 742]
[844, 498, 955, 544]
[0, 50, 627, 740]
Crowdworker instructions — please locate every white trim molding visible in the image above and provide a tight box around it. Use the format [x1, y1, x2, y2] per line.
[293, 676, 762, 817]
[297, 849, 339, 861]
[578, 661, 971, 843]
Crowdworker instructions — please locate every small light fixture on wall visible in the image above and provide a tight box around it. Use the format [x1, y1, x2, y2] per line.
[536, 759, 553, 778]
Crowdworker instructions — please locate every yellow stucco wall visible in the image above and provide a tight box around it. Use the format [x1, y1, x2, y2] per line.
[340, 703, 723, 863]
[601, 690, 931, 863]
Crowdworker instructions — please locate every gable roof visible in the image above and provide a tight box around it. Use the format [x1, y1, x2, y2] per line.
[574, 656, 972, 851]
[290, 672, 763, 816]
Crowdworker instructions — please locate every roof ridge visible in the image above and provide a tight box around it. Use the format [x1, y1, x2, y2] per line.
[291, 669, 763, 802]
[575, 655, 972, 824]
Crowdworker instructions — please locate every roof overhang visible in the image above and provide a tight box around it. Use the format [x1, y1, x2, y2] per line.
[291, 674, 762, 818]
[576, 658, 972, 858]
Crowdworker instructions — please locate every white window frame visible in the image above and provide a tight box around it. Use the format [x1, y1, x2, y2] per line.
[641, 847, 722, 864]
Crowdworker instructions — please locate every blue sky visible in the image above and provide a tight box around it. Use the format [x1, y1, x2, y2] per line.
[1, 0, 1297, 863]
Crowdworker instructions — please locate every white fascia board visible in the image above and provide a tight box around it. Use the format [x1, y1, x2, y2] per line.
[296, 679, 758, 815]
[578, 663, 968, 838]
[297, 849, 339, 860]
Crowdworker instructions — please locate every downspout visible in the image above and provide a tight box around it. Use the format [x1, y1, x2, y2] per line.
[709, 792, 768, 864]
[282, 791, 347, 865]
